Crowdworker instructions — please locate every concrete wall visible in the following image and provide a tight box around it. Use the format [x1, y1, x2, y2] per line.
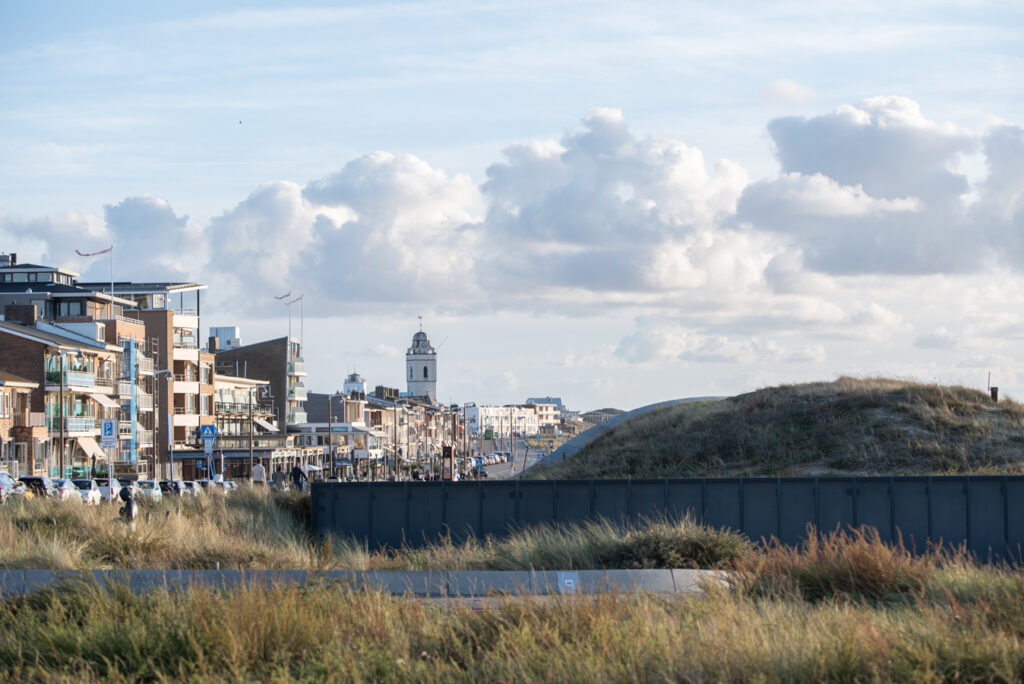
[312, 476, 1024, 562]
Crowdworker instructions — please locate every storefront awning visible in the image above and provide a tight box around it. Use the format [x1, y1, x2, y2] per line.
[253, 417, 277, 432]
[77, 436, 107, 461]
[92, 394, 120, 409]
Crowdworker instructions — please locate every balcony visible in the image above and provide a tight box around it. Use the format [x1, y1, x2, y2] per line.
[46, 416, 99, 433]
[135, 393, 154, 411]
[137, 357, 155, 375]
[214, 401, 276, 415]
[118, 380, 133, 396]
[13, 411, 46, 428]
[47, 371, 114, 389]
[286, 411, 307, 424]
[287, 386, 308, 401]
[287, 360, 307, 376]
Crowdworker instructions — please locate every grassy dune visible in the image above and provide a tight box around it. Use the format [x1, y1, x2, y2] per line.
[531, 377, 1024, 479]
[2, 529, 1023, 681]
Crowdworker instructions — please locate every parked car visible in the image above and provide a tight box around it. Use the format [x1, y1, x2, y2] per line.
[0, 472, 25, 503]
[183, 481, 203, 496]
[223, 480, 238, 493]
[134, 480, 163, 503]
[95, 477, 122, 502]
[72, 479, 102, 505]
[159, 480, 186, 497]
[54, 479, 82, 502]
[19, 475, 58, 498]
[472, 468, 489, 479]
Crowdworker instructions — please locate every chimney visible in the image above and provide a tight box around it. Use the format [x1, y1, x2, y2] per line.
[3, 304, 36, 326]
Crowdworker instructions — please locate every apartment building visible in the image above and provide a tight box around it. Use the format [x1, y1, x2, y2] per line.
[214, 336, 307, 432]
[0, 256, 159, 478]
[0, 318, 121, 478]
[0, 371, 42, 476]
[79, 281, 214, 479]
[206, 373, 287, 479]
[465, 404, 540, 438]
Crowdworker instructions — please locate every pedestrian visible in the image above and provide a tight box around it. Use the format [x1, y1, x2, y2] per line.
[290, 459, 308, 493]
[252, 458, 267, 487]
[271, 464, 286, 491]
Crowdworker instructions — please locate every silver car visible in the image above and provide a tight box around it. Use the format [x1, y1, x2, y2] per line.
[72, 479, 102, 505]
[134, 480, 163, 503]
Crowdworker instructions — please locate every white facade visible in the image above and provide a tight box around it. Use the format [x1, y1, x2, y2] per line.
[343, 372, 367, 396]
[465, 404, 540, 437]
[405, 329, 437, 402]
[527, 402, 559, 427]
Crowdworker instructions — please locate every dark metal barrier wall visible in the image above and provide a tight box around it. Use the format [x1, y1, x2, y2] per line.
[310, 476, 1024, 560]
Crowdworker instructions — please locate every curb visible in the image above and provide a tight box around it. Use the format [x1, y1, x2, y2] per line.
[0, 569, 727, 597]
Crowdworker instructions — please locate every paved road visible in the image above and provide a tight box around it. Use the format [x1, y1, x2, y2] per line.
[470, 439, 545, 479]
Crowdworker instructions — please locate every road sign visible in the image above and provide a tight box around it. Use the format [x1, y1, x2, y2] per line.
[199, 425, 217, 440]
[204, 439, 214, 457]
[100, 419, 117, 449]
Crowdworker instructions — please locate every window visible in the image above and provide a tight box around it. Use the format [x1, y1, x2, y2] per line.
[201, 395, 212, 416]
[409, 367, 413, 380]
[423, 366, 428, 379]
[57, 300, 84, 317]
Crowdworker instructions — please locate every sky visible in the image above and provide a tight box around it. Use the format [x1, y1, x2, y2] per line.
[2, 1, 1023, 411]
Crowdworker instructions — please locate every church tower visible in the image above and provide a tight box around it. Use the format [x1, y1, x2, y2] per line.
[406, 320, 437, 402]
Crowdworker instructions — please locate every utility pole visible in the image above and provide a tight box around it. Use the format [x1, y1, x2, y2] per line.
[248, 386, 254, 482]
[328, 393, 334, 479]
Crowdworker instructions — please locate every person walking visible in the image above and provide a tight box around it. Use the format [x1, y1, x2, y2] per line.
[290, 459, 308, 493]
[252, 458, 267, 487]
[271, 464, 286, 491]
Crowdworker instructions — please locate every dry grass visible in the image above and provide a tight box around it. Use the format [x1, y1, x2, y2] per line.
[2, 555, 1023, 681]
[2, 503, 1023, 680]
[530, 376, 1024, 479]
[0, 493, 750, 571]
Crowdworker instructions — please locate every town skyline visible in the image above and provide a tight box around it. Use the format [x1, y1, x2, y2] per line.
[3, 2, 1023, 411]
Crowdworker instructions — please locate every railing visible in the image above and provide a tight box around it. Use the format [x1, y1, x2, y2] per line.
[174, 308, 197, 317]
[136, 394, 154, 410]
[288, 361, 307, 374]
[287, 412, 307, 424]
[137, 357, 155, 374]
[287, 387, 308, 400]
[46, 416, 98, 432]
[47, 370, 111, 387]
[118, 380, 133, 396]
[118, 420, 133, 435]
[173, 407, 198, 415]
[214, 401, 276, 415]
[136, 431, 154, 446]
[173, 374, 196, 382]
[13, 411, 46, 428]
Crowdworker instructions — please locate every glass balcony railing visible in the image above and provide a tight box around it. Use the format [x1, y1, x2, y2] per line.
[47, 371, 113, 387]
[287, 386, 308, 401]
[45, 417, 98, 432]
[286, 412, 307, 424]
[287, 360, 307, 375]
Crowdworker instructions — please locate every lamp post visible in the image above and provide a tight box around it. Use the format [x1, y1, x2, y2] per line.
[328, 392, 334, 480]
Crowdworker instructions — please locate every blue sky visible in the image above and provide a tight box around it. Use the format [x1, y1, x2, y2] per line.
[2, 1, 1023, 410]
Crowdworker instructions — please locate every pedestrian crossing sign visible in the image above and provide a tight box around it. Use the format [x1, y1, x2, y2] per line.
[200, 425, 217, 440]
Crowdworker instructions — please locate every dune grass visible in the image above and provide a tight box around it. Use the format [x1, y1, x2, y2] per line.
[3, 494, 1024, 680]
[0, 491, 750, 571]
[530, 376, 1024, 479]
[2, 532, 1023, 681]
